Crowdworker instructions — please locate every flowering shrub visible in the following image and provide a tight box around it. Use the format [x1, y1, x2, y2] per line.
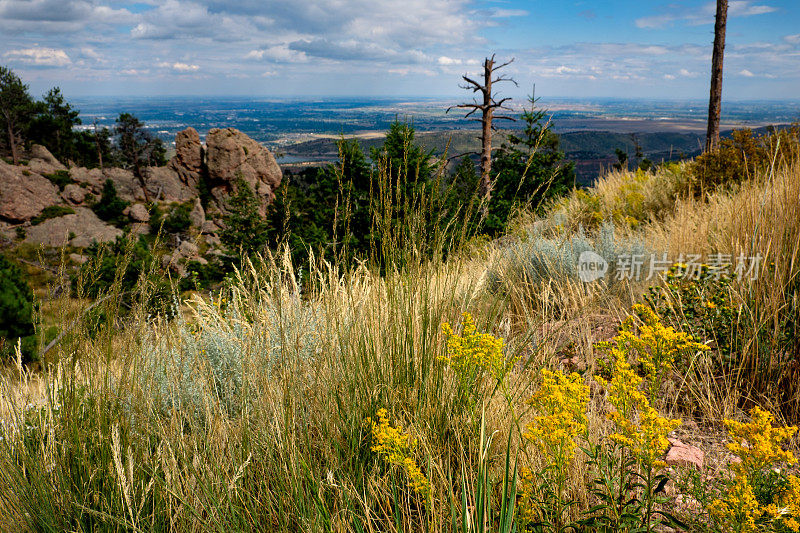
[596, 346, 681, 470]
[646, 262, 736, 364]
[440, 312, 513, 385]
[524, 369, 589, 465]
[368, 408, 430, 500]
[598, 303, 710, 405]
[587, 305, 686, 532]
[519, 369, 589, 530]
[709, 407, 800, 532]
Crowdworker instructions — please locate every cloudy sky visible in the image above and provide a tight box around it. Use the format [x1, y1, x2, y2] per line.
[1, 0, 799, 99]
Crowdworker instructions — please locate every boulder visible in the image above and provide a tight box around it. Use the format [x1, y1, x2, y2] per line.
[665, 438, 704, 470]
[177, 240, 199, 257]
[62, 184, 88, 205]
[169, 127, 204, 188]
[145, 166, 196, 203]
[69, 167, 142, 202]
[128, 203, 150, 222]
[0, 160, 61, 222]
[189, 198, 205, 227]
[201, 220, 219, 234]
[205, 128, 282, 215]
[24, 207, 123, 248]
[28, 144, 66, 175]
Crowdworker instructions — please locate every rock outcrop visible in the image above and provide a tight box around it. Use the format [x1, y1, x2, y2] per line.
[170, 127, 204, 188]
[24, 207, 123, 248]
[0, 160, 61, 222]
[62, 183, 89, 205]
[1, 126, 281, 262]
[28, 144, 66, 175]
[205, 127, 282, 215]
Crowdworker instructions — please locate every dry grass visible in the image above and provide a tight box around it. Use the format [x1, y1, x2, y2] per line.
[1, 144, 798, 531]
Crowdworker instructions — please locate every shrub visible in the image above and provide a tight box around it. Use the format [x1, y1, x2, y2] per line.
[30, 205, 74, 226]
[489, 221, 645, 288]
[42, 170, 72, 191]
[689, 126, 800, 195]
[141, 290, 322, 423]
[645, 263, 736, 367]
[708, 407, 800, 532]
[150, 202, 191, 235]
[91, 179, 128, 226]
[0, 253, 36, 362]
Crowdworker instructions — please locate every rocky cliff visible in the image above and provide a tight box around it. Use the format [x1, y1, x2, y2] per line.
[0, 128, 282, 266]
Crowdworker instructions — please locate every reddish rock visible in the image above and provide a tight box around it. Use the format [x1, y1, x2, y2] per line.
[62, 183, 88, 205]
[205, 127, 282, 215]
[24, 207, 123, 247]
[666, 438, 704, 470]
[28, 144, 66, 175]
[0, 160, 61, 222]
[145, 166, 196, 202]
[169, 127, 204, 188]
[128, 203, 150, 222]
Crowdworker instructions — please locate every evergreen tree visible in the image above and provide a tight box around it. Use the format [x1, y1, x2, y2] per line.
[92, 179, 129, 226]
[0, 66, 35, 165]
[114, 113, 166, 202]
[0, 254, 36, 362]
[485, 94, 575, 235]
[28, 87, 81, 163]
[221, 179, 270, 258]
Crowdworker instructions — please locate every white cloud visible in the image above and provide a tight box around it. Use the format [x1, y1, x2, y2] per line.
[636, 1, 777, 28]
[663, 74, 676, 80]
[158, 61, 200, 72]
[437, 56, 461, 65]
[490, 9, 528, 18]
[784, 34, 800, 45]
[739, 69, 756, 77]
[678, 68, 699, 78]
[4, 47, 71, 66]
[245, 45, 307, 63]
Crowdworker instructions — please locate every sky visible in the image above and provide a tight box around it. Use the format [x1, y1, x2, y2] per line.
[1, 0, 799, 100]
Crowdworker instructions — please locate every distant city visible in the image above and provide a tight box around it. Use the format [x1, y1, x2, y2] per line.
[71, 96, 800, 184]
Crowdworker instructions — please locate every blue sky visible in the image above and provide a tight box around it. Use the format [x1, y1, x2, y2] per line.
[1, 0, 798, 100]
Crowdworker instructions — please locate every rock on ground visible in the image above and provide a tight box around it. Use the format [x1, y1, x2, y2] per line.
[62, 183, 88, 205]
[0, 160, 61, 222]
[24, 207, 123, 247]
[28, 144, 66, 175]
[666, 438, 705, 470]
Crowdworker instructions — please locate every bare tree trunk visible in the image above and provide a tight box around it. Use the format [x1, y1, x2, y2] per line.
[706, 0, 728, 152]
[135, 161, 151, 203]
[7, 120, 18, 165]
[480, 57, 494, 201]
[94, 120, 104, 172]
[448, 54, 517, 207]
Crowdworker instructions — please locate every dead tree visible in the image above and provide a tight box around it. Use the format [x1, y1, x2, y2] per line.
[447, 55, 517, 203]
[705, 0, 728, 152]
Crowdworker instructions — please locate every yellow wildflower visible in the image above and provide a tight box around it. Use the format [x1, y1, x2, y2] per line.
[605, 304, 709, 403]
[710, 474, 761, 533]
[524, 369, 589, 465]
[710, 407, 800, 532]
[724, 406, 797, 473]
[368, 408, 430, 499]
[440, 312, 513, 383]
[596, 346, 680, 467]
